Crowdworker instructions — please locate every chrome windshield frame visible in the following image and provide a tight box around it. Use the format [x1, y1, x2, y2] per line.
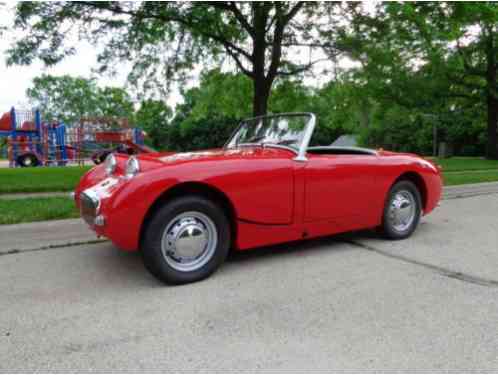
[224, 112, 316, 162]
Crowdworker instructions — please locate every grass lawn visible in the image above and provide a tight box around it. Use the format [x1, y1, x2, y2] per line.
[0, 197, 79, 225]
[443, 170, 498, 186]
[432, 157, 498, 172]
[0, 165, 92, 194]
[431, 156, 498, 185]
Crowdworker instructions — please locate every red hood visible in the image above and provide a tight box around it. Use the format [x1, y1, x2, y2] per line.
[109, 148, 282, 175]
[136, 147, 292, 167]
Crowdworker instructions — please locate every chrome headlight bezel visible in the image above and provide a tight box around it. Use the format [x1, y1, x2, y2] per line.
[125, 156, 140, 178]
[104, 153, 117, 176]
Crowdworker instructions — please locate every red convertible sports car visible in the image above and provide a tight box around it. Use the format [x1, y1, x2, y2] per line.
[75, 113, 442, 284]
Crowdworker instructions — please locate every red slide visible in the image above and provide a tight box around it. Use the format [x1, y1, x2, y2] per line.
[0, 112, 36, 132]
[0, 112, 11, 131]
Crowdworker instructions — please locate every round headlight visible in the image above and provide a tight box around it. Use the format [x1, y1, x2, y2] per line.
[125, 156, 140, 178]
[105, 153, 117, 176]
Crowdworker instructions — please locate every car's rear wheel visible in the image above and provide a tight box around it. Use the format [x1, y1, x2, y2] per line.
[141, 195, 231, 284]
[382, 180, 422, 240]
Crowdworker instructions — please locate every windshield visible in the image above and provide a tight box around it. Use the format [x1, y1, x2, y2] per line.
[225, 113, 313, 153]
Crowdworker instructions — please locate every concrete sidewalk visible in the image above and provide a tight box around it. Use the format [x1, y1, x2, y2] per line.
[0, 219, 103, 254]
[0, 191, 71, 200]
[1, 182, 497, 254]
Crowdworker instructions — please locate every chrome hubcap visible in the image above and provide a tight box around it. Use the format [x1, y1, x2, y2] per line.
[161, 212, 217, 272]
[388, 190, 416, 232]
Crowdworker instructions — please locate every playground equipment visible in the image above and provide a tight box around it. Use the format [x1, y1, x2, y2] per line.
[0, 107, 148, 167]
[74, 117, 151, 164]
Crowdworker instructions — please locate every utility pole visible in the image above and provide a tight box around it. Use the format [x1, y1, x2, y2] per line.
[433, 121, 437, 157]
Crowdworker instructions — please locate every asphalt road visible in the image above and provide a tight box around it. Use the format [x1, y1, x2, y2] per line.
[1, 194, 498, 372]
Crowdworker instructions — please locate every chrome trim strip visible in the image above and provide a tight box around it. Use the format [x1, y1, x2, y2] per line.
[236, 142, 265, 148]
[235, 143, 299, 155]
[263, 144, 299, 155]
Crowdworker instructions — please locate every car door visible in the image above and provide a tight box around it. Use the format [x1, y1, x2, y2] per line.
[208, 147, 296, 225]
[304, 153, 381, 225]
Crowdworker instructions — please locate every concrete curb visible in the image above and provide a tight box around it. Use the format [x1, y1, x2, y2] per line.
[442, 181, 498, 200]
[0, 218, 102, 254]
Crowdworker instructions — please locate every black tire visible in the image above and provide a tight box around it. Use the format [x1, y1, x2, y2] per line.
[141, 195, 231, 285]
[17, 153, 40, 167]
[92, 151, 110, 165]
[382, 180, 422, 240]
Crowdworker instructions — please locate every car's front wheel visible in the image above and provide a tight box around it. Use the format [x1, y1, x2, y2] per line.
[382, 180, 422, 240]
[141, 195, 231, 285]
[92, 151, 110, 165]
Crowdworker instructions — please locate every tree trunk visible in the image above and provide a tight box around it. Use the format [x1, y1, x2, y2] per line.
[250, 3, 272, 117]
[486, 92, 498, 159]
[252, 78, 271, 117]
[485, 32, 498, 160]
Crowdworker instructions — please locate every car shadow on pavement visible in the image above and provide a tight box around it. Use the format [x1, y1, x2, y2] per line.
[103, 228, 390, 283]
[102, 222, 433, 287]
[101, 233, 361, 287]
[224, 220, 432, 270]
[226, 231, 367, 264]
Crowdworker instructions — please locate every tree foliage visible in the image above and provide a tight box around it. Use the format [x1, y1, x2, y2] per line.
[134, 99, 172, 149]
[9, 2, 352, 116]
[327, 2, 498, 158]
[150, 69, 347, 151]
[26, 74, 135, 124]
[9, 2, 498, 157]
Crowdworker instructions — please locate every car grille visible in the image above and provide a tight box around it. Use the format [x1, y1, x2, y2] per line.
[80, 191, 99, 226]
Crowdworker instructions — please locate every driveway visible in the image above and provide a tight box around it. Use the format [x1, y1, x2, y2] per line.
[1, 194, 497, 371]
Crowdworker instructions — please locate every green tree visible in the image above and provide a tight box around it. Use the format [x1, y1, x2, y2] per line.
[9, 2, 348, 117]
[144, 68, 330, 151]
[334, 2, 498, 158]
[27, 74, 99, 123]
[186, 69, 316, 120]
[97, 87, 135, 119]
[186, 69, 253, 121]
[134, 100, 172, 149]
[26, 74, 135, 124]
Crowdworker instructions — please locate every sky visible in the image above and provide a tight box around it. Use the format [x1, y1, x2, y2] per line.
[0, 3, 146, 112]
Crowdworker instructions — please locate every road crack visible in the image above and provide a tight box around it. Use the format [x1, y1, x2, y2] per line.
[0, 239, 109, 257]
[346, 239, 498, 288]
